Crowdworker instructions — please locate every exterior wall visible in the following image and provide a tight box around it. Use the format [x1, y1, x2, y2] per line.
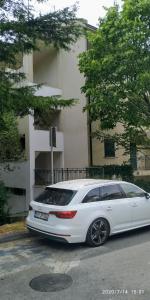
[92, 139, 129, 166]
[33, 130, 64, 152]
[7, 194, 26, 215]
[23, 54, 33, 81]
[0, 161, 29, 214]
[0, 161, 28, 190]
[33, 47, 59, 88]
[33, 37, 89, 168]
[58, 38, 89, 168]
[91, 121, 150, 173]
[91, 122, 130, 166]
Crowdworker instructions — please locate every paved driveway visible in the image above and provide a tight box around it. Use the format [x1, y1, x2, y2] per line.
[0, 226, 150, 300]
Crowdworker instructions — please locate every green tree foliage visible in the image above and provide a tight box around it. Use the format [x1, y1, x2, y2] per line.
[79, 0, 150, 150]
[0, 111, 22, 160]
[0, 0, 81, 160]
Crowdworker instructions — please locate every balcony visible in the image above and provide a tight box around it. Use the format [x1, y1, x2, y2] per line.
[32, 129, 64, 152]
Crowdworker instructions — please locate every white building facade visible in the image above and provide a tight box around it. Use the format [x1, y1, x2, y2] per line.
[1, 36, 91, 215]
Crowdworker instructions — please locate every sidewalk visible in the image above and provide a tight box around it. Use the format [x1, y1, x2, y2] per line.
[0, 221, 35, 243]
[0, 229, 33, 243]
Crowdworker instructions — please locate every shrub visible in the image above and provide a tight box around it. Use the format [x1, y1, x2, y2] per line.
[134, 180, 150, 193]
[87, 164, 134, 182]
[0, 181, 10, 225]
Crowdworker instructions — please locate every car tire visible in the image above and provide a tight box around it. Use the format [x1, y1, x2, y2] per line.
[86, 218, 110, 247]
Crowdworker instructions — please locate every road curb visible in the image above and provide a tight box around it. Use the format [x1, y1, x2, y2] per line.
[0, 230, 33, 244]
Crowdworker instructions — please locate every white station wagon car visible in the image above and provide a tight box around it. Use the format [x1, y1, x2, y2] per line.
[26, 179, 150, 247]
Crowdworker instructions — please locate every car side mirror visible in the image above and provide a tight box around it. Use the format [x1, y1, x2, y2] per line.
[145, 192, 150, 199]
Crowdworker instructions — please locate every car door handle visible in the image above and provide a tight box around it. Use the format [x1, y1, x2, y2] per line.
[106, 206, 112, 211]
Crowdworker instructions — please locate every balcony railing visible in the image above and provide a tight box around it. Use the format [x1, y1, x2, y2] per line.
[35, 167, 105, 185]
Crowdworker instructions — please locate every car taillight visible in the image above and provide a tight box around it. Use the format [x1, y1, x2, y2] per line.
[29, 205, 33, 211]
[50, 211, 77, 219]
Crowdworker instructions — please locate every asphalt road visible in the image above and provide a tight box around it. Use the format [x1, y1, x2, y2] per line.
[0, 226, 150, 300]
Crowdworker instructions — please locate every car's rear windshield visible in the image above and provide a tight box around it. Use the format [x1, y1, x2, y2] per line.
[34, 188, 77, 206]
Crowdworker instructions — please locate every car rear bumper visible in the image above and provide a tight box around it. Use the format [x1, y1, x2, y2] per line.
[27, 224, 68, 243]
[26, 218, 85, 243]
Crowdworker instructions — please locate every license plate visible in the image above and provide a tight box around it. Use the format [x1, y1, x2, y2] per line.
[34, 211, 49, 221]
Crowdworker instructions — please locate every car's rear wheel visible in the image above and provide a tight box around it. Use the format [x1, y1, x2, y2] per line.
[86, 218, 110, 247]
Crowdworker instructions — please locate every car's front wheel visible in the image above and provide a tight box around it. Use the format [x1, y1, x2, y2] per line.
[86, 218, 110, 247]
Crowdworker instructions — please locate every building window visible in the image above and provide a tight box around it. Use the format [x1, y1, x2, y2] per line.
[104, 139, 115, 158]
[20, 134, 25, 151]
[6, 187, 26, 196]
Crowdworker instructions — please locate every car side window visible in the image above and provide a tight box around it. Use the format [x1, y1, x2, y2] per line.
[100, 184, 125, 201]
[82, 188, 100, 203]
[120, 183, 145, 198]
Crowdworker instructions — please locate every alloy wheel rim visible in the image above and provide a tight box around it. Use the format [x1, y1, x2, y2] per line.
[90, 219, 107, 245]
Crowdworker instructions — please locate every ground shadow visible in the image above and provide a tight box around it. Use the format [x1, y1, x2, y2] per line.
[29, 225, 150, 261]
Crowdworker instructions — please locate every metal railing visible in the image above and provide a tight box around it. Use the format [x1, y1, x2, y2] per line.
[35, 167, 105, 185]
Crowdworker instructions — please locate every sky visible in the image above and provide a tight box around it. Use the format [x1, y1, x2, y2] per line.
[33, 0, 123, 27]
